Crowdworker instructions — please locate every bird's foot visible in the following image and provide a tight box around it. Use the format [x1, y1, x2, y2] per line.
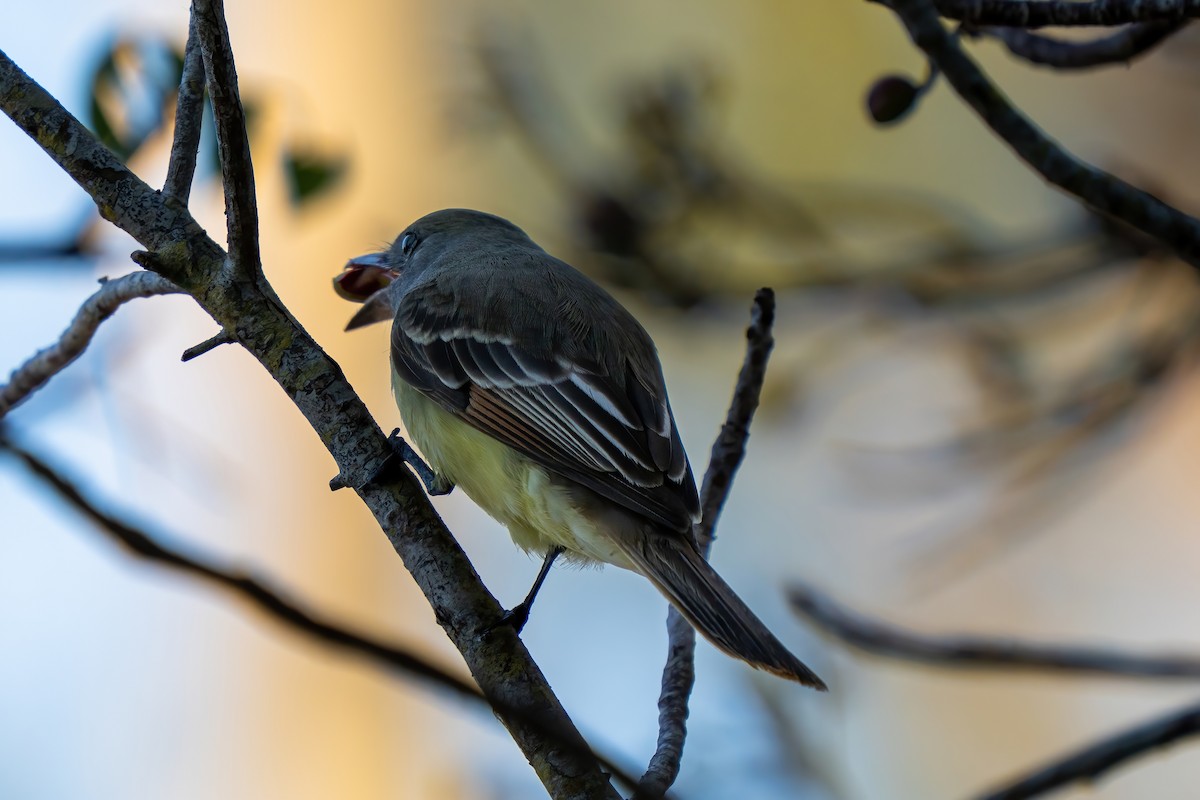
[480, 546, 563, 637]
[330, 428, 454, 494]
[380, 428, 454, 495]
[488, 602, 533, 636]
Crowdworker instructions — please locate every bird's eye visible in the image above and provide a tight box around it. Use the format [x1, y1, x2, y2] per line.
[399, 232, 419, 256]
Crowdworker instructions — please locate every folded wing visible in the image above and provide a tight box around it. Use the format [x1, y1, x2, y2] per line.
[391, 291, 700, 533]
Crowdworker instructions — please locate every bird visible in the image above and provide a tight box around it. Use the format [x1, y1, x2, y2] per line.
[341, 208, 825, 688]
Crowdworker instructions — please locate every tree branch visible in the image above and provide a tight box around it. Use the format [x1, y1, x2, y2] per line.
[881, 0, 1200, 268]
[0, 431, 485, 703]
[931, 0, 1200, 28]
[967, 21, 1186, 69]
[636, 288, 777, 798]
[974, 700, 1200, 800]
[0, 44, 618, 800]
[790, 582, 1200, 679]
[163, 12, 206, 204]
[0, 271, 182, 419]
[192, 0, 261, 279]
[695, 289, 777, 545]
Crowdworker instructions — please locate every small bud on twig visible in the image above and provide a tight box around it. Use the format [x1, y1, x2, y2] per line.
[866, 60, 940, 127]
[867, 75, 921, 124]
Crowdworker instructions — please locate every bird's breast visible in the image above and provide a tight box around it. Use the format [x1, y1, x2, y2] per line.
[391, 373, 635, 569]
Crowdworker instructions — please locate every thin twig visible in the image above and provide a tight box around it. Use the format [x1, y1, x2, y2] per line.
[192, 0, 261, 279]
[636, 288, 777, 799]
[884, 0, 1200, 268]
[0, 272, 182, 419]
[163, 12, 206, 204]
[968, 21, 1186, 69]
[931, 0, 1200, 28]
[0, 431, 485, 702]
[0, 432, 651, 796]
[790, 582, 1200, 679]
[181, 329, 235, 361]
[974, 700, 1200, 799]
[695, 289, 778, 546]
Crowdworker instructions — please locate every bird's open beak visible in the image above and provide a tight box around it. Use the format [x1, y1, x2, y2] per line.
[336, 253, 401, 331]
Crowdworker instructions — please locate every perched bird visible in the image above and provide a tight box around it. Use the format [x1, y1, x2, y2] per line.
[341, 208, 824, 687]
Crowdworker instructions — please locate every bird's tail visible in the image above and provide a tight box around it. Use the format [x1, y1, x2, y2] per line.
[616, 533, 826, 689]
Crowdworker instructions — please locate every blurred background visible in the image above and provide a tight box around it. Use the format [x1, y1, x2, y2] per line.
[3, 1, 1200, 798]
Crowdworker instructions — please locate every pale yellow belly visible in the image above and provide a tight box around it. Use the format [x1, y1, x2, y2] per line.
[392, 375, 634, 569]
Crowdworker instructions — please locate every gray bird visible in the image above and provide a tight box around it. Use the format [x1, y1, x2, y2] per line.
[343, 208, 825, 687]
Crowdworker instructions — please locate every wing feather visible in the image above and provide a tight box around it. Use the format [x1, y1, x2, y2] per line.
[391, 288, 700, 532]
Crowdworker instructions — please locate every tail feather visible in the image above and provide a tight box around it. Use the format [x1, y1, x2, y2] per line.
[618, 534, 826, 689]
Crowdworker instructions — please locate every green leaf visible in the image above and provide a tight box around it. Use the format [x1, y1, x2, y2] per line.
[283, 148, 348, 207]
[85, 36, 181, 162]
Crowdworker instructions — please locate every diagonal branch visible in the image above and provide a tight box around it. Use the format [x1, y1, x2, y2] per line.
[974, 699, 1200, 800]
[0, 271, 182, 419]
[931, 0, 1200, 28]
[164, 12, 206, 204]
[0, 431, 484, 703]
[967, 21, 1186, 69]
[0, 44, 617, 800]
[882, 0, 1200, 268]
[192, 0, 261, 279]
[636, 288, 778, 798]
[790, 582, 1200, 680]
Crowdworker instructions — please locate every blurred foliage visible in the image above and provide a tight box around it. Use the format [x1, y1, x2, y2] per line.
[0, 31, 349, 266]
[84, 32, 349, 207]
[87, 36, 183, 161]
[471, 28, 1200, 577]
[284, 146, 349, 208]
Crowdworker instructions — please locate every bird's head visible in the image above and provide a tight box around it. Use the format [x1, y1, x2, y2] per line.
[337, 208, 535, 331]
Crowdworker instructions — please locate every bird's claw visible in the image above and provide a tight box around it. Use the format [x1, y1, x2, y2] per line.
[362, 428, 454, 495]
[483, 602, 532, 637]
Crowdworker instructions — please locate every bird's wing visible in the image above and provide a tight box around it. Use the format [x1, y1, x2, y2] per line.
[391, 291, 700, 533]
